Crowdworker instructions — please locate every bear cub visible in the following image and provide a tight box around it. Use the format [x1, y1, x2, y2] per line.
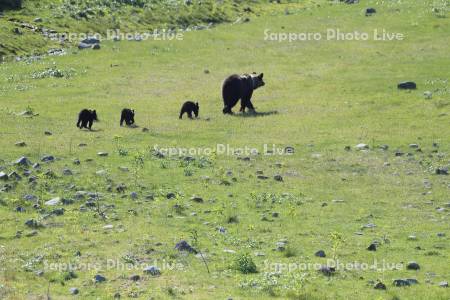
[179, 101, 199, 119]
[120, 108, 135, 126]
[222, 72, 265, 114]
[77, 109, 98, 130]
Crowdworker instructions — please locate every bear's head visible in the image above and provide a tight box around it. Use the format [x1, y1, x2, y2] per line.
[128, 109, 135, 124]
[251, 73, 265, 90]
[194, 102, 199, 118]
[91, 110, 98, 121]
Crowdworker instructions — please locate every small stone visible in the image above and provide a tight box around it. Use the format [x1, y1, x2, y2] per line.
[374, 282, 386, 290]
[15, 141, 26, 147]
[15, 156, 31, 166]
[129, 274, 140, 281]
[272, 212, 279, 218]
[393, 278, 418, 286]
[315, 250, 326, 257]
[44, 131, 52, 135]
[63, 168, 73, 176]
[437, 233, 445, 237]
[8, 171, 22, 180]
[32, 163, 40, 169]
[73, 159, 80, 165]
[257, 175, 269, 180]
[35, 270, 44, 276]
[23, 194, 37, 201]
[79, 143, 87, 147]
[45, 197, 61, 206]
[93, 274, 106, 283]
[119, 166, 129, 172]
[41, 155, 55, 162]
[435, 167, 448, 175]
[355, 143, 369, 150]
[439, 281, 448, 288]
[92, 44, 100, 50]
[406, 261, 420, 270]
[379, 144, 389, 150]
[423, 91, 432, 99]
[25, 219, 39, 228]
[166, 192, 176, 199]
[275, 241, 287, 251]
[365, 8, 376, 16]
[97, 152, 108, 157]
[130, 192, 138, 199]
[142, 127, 149, 132]
[175, 240, 197, 253]
[319, 265, 335, 276]
[190, 196, 203, 203]
[143, 265, 161, 276]
[103, 224, 114, 230]
[367, 243, 377, 251]
[273, 175, 283, 182]
[0, 172, 8, 180]
[69, 287, 79, 295]
[407, 235, 417, 240]
[409, 144, 419, 149]
[398, 82, 417, 90]
[34, 17, 43, 22]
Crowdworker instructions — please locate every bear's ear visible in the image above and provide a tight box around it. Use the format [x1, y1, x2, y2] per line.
[258, 73, 264, 79]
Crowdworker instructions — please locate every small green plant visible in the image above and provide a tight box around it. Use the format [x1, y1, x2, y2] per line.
[329, 232, 346, 261]
[233, 253, 257, 274]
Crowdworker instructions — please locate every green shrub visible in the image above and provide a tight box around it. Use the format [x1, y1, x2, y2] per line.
[233, 253, 257, 274]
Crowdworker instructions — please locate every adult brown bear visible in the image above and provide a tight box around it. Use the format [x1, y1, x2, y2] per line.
[222, 73, 265, 114]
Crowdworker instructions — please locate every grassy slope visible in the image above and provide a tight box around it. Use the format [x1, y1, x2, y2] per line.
[0, 0, 449, 299]
[0, 0, 264, 58]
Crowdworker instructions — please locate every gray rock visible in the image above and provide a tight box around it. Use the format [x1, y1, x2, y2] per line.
[25, 219, 39, 228]
[393, 278, 418, 286]
[436, 167, 448, 175]
[8, 171, 21, 180]
[93, 274, 106, 283]
[73, 159, 80, 165]
[273, 175, 283, 182]
[315, 250, 326, 257]
[257, 175, 269, 180]
[374, 281, 386, 290]
[69, 287, 79, 295]
[130, 192, 138, 199]
[365, 8, 376, 16]
[190, 195, 203, 203]
[34, 17, 43, 23]
[409, 144, 420, 149]
[367, 243, 377, 251]
[45, 197, 61, 206]
[78, 42, 92, 49]
[166, 192, 176, 199]
[15, 141, 26, 147]
[41, 155, 55, 162]
[319, 265, 335, 276]
[32, 163, 40, 169]
[92, 44, 100, 50]
[81, 37, 100, 44]
[406, 261, 420, 270]
[0, 172, 8, 180]
[15, 156, 31, 166]
[175, 240, 197, 253]
[355, 143, 369, 150]
[118, 166, 129, 172]
[129, 274, 140, 281]
[44, 131, 52, 135]
[397, 82, 417, 90]
[439, 281, 448, 288]
[143, 265, 161, 276]
[23, 194, 37, 201]
[63, 168, 73, 176]
[276, 241, 287, 251]
[97, 152, 109, 157]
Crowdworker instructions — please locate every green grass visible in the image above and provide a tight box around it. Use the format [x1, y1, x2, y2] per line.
[0, 0, 449, 299]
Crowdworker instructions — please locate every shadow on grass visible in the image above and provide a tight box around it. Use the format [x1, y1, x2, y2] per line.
[231, 110, 279, 118]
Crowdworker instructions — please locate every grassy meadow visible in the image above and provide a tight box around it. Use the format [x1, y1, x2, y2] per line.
[0, 0, 449, 299]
